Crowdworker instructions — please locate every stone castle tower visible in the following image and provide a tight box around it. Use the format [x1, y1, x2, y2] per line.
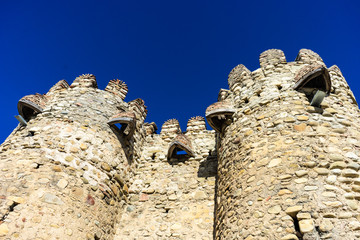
[0, 49, 359, 240]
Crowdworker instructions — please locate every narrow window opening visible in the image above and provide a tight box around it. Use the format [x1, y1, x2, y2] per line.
[294, 65, 331, 108]
[22, 106, 36, 121]
[176, 150, 188, 156]
[171, 148, 190, 158]
[114, 123, 131, 136]
[303, 75, 326, 90]
[167, 134, 194, 163]
[107, 113, 136, 139]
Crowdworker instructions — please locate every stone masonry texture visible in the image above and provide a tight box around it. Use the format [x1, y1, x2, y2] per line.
[0, 49, 360, 240]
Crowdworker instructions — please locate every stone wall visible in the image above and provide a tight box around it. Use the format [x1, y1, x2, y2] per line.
[113, 117, 217, 239]
[1, 48, 360, 240]
[212, 49, 360, 240]
[0, 75, 147, 239]
[0, 73, 218, 240]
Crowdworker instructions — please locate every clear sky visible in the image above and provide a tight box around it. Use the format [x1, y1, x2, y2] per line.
[0, 0, 359, 143]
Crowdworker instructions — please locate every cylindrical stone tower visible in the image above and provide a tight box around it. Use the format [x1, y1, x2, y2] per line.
[207, 49, 360, 239]
[0, 74, 147, 239]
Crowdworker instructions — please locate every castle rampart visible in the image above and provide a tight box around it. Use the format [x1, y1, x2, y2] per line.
[211, 49, 360, 239]
[0, 74, 147, 239]
[114, 116, 217, 239]
[1, 49, 360, 240]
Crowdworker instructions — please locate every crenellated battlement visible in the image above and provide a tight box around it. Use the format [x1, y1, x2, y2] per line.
[209, 49, 357, 125]
[227, 64, 253, 94]
[186, 116, 206, 132]
[105, 79, 128, 100]
[259, 49, 287, 76]
[295, 48, 324, 65]
[47, 79, 70, 94]
[71, 73, 98, 88]
[160, 118, 181, 140]
[1, 49, 359, 240]
[1, 73, 150, 240]
[208, 49, 360, 240]
[144, 122, 157, 135]
[141, 115, 215, 162]
[129, 98, 147, 121]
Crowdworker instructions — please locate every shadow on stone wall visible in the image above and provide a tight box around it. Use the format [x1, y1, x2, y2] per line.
[167, 155, 191, 165]
[197, 154, 218, 178]
[109, 126, 134, 165]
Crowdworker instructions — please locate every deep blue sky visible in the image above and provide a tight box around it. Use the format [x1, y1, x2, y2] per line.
[1, 1, 359, 143]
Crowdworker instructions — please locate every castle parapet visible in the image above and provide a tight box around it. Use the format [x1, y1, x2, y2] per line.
[329, 65, 357, 105]
[144, 122, 157, 135]
[70, 73, 98, 88]
[129, 98, 147, 122]
[105, 79, 128, 100]
[186, 116, 206, 133]
[228, 64, 253, 94]
[212, 49, 360, 240]
[218, 89, 230, 101]
[259, 49, 287, 76]
[329, 65, 348, 91]
[47, 79, 69, 94]
[2, 73, 150, 240]
[295, 48, 324, 65]
[160, 119, 181, 140]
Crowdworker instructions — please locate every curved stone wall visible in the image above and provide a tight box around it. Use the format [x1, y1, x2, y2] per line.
[0, 74, 146, 239]
[213, 50, 360, 240]
[1, 48, 359, 240]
